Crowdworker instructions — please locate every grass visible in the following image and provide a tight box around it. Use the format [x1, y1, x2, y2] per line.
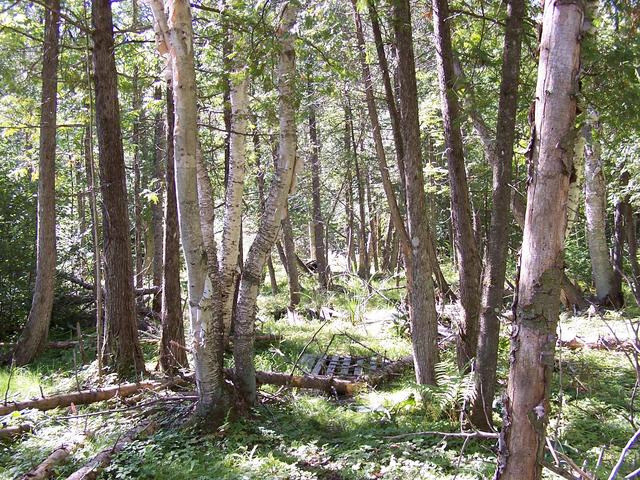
[2, 271, 640, 479]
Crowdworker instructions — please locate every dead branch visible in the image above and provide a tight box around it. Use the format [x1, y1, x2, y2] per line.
[0, 380, 167, 416]
[65, 422, 156, 480]
[20, 435, 85, 480]
[0, 424, 33, 440]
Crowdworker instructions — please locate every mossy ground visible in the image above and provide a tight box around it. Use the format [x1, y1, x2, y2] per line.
[1, 272, 640, 479]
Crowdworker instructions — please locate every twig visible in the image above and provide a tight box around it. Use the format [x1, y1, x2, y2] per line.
[542, 461, 577, 480]
[288, 318, 331, 377]
[609, 427, 640, 480]
[57, 396, 197, 419]
[384, 430, 498, 440]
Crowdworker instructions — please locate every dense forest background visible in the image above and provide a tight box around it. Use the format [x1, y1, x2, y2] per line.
[1, 0, 640, 479]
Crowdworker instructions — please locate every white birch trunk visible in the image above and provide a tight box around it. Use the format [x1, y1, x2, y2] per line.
[220, 72, 249, 337]
[149, 0, 226, 422]
[233, 2, 299, 407]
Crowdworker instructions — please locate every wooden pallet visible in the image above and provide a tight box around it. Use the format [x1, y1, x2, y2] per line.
[300, 354, 390, 379]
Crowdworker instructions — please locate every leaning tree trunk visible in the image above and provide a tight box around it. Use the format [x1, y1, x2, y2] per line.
[92, 0, 144, 378]
[432, 0, 482, 371]
[150, 0, 226, 422]
[308, 75, 330, 289]
[12, 0, 60, 366]
[159, 82, 187, 375]
[392, 0, 440, 385]
[234, 2, 299, 408]
[584, 110, 623, 308]
[469, 0, 525, 430]
[496, 1, 585, 478]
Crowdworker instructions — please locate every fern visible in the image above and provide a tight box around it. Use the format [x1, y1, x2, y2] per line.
[416, 360, 477, 421]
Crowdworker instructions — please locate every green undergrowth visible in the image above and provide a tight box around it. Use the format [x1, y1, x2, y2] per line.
[2, 277, 640, 478]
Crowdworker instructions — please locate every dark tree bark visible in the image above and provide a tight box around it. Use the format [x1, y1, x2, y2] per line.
[281, 209, 300, 307]
[469, 0, 525, 430]
[159, 82, 187, 375]
[12, 0, 61, 366]
[92, 0, 145, 377]
[151, 86, 165, 315]
[369, 0, 454, 302]
[496, 0, 585, 477]
[132, 65, 144, 296]
[344, 105, 357, 273]
[431, 0, 482, 371]
[392, 0, 440, 384]
[308, 76, 330, 289]
[353, 140, 370, 281]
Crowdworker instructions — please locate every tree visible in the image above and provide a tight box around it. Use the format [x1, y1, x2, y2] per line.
[12, 0, 60, 366]
[431, 0, 482, 371]
[234, 1, 300, 407]
[92, 0, 145, 378]
[392, 0, 440, 385]
[149, 0, 226, 422]
[470, 0, 526, 429]
[583, 109, 623, 308]
[307, 73, 330, 290]
[496, 1, 586, 477]
[159, 82, 187, 375]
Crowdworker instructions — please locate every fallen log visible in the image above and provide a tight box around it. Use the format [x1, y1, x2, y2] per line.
[559, 336, 636, 352]
[0, 424, 33, 440]
[21, 435, 85, 480]
[65, 422, 156, 480]
[366, 355, 414, 386]
[0, 380, 163, 416]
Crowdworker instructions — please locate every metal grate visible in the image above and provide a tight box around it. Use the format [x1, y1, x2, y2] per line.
[300, 354, 390, 379]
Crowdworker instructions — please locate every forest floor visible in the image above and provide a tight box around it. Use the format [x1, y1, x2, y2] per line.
[1, 274, 640, 479]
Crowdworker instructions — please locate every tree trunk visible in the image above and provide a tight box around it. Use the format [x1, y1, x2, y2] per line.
[392, 0, 440, 385]
[254, 121, 279, 295]
[308, 76, 330, 289]
[149, 0, 226, 422]
[353, 143, 370, 280]
[12, 0, 60, 366]
[583, 110, 623, 308]
[92, 0, 144, 378]
[344, 107, 357, 273]
[159, 82, 187, 375]
[219, 73, 248, 337]
[133, 64, 144, 296]
[352, 0, 437, 383]
[565, 133, 585, 237]
[281, 210, 301, 307]
[432, 0, 482, 372]
[234, 2, 299, 408]
[496, 1, 585, 477]
[469, 0, 525, 430]
[151, 86, 165, 315]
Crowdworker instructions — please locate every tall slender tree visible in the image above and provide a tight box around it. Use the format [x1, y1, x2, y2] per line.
[470, 0, 526, 429]
[392, 0, 440, 385]
[12, 0, 61, 366]
[431, 0, 482, 371]
[496, 1, 585, 477]
[92, 0, 145, 377]
[149, 0, 226, 421]
[234, 2, 300, 407]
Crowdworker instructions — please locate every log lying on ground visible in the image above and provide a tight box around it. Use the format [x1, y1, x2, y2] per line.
[0, 380, 164, 416]
[65, 422, 156, 480]
[366, 355, 414, 386]
[21, 435, 85, 480]
[0, 424, 33, 440]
